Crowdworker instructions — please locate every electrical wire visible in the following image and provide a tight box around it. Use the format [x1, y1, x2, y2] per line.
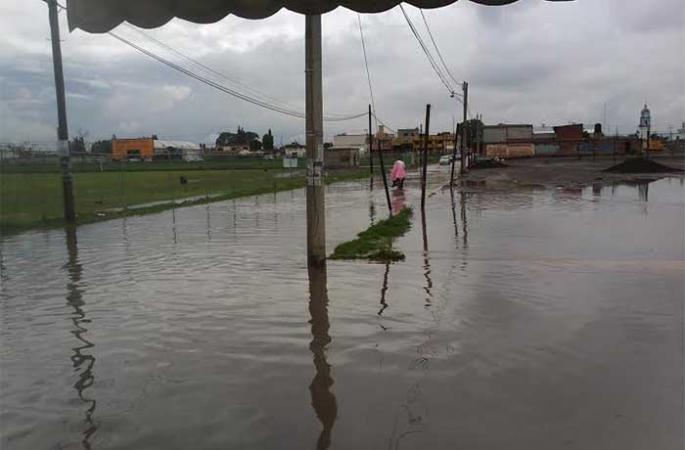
[357, 14, 377, 129]
[108, 31, 366, 122]
[419, 9, 461, 88]
[399, 4, 455, 95]
[52, 1, 366, 122]
[122, 24, 304, 113]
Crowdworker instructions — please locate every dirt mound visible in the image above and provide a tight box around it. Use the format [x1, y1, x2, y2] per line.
[603, 158, 683, 174]
[470, 159, 508, 170]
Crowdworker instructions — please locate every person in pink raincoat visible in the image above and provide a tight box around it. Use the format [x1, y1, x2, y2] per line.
[390, 160, 406, 189]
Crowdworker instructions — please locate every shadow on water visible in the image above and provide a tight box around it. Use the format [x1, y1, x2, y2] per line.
[307, 264, 337, 450]
[64, 226, 97, 449]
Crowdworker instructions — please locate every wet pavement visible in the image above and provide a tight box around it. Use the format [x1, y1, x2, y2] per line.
[1, 168, 683, 449]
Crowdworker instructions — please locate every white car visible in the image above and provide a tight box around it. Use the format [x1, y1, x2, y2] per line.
[439, 154, 453, 165]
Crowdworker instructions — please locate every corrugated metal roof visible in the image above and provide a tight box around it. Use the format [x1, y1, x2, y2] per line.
[67, 0, 572, 32]
[153, 140, 200, 150]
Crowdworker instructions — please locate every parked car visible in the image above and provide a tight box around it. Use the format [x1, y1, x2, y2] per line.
[439, 154, 453, 165]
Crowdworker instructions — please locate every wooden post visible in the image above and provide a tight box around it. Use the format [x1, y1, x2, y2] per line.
[377, 134, 392, 216]
[460, 81, 468, 174]
[368, 104, 374, 176]
[47, 0, 76, 223]
[449, 122, 459, 186]
[420, 104, 431, 211]
[305, 15, 326, 267]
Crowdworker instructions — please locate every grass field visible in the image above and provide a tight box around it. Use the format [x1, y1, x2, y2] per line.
[330, 207, 413, 262]
[0, 167, 369, 235]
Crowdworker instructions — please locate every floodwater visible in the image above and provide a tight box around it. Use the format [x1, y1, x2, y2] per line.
[1, 173, 683, 450]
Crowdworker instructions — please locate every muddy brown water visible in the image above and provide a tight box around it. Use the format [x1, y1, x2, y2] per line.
[1, 174, 683, 449]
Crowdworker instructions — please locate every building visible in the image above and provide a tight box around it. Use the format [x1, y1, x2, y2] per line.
[332, 133, 368, 155]
[112, 137, 202, 161]
[112, 137, 155, 161]
[154, 140, 202, 161]
[326, 147, 360, 168]
[677, 122, 685, 141]
[392, 128, 452, 154]
[482, 124, 533, 145]
[638, 104, 651, 141]
[282, 142, 306, 158]
[482, 124, 535, 158]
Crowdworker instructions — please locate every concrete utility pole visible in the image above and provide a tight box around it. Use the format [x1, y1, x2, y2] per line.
[47, 0, 76, 223]
[460, 81, 468, 174]
[305, 15, 326, 267]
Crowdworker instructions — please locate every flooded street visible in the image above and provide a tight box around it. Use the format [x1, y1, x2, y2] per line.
[1, 172, 683, 449]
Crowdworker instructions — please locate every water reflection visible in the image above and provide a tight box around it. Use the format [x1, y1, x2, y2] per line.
[64, 226, 97, 449]
[460, 190, 469, 249]
[391, 189, 406, 216]
[638, 181, 649, 202]
[378, 263, 390, 317]
[449, 188, 459, 246]
[307, 264, 337, 449]
[420, 209, 433, 308]
[206, 204, 211, 240]
[369, 193, 376, 226]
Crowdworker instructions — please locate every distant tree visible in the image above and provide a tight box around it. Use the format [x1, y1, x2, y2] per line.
[70, 136, 86, 154]
[464, 118, 484, 145]
[216, 126, 259, 147]
[91, 139, 112, 154]
[262, 129, 274, 151]
[249, 139, 263, 151]
[324, 142, 333, 149]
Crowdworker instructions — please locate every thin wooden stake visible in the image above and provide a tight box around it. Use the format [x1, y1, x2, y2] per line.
[420, 104, 431, 211]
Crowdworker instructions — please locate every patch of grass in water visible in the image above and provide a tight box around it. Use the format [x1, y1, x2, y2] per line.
[330, 207, 413, 262]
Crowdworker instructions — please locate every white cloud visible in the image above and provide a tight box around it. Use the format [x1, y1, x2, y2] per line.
[0, 0, 682, 144]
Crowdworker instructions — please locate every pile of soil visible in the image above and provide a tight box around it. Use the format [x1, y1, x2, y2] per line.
[470, 159, 508, 170]
[603, 158, 683, 174]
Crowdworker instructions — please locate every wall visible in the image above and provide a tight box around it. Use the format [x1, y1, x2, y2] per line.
[326, 148, 359, 168]
[112, 138, 154, 161]
[507, 126, 533, 141]
[485, 143, 534, 159]
[483, 127, 506, 144]
[333, 134, 366, 148]
[534, 144, 560, 156]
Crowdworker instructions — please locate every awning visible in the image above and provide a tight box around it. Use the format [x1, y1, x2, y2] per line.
[67, 0, 570, 33]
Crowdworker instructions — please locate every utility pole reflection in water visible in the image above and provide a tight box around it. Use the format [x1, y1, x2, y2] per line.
[64, 226, 97, 449]
[307, 264, 337, 449]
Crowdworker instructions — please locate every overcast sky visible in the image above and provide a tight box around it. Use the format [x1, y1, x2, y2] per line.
[1, 0, 683, 145]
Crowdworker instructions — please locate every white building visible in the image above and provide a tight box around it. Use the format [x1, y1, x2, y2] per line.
[154, 140, 203, 161]
[638, 104, 651, 140]
[332, 133, 368, 156]
[676, 122, 685, 141]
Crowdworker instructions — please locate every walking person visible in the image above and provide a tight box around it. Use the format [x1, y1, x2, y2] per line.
[390, 160, 406, 189]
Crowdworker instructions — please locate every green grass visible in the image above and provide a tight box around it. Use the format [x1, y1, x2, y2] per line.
[0, 158, 299, 174]
[329, 207, 413, 262]
[0, 167, 369, 235]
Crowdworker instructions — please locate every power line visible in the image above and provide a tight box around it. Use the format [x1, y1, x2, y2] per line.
[419, 9, 461, 88]
[108, 31, 366, 122]
[122, 24, 303, 113]
[357, 14, 377, 128]
[52, 1, 365, 122]
[399, 4, 455, 95]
